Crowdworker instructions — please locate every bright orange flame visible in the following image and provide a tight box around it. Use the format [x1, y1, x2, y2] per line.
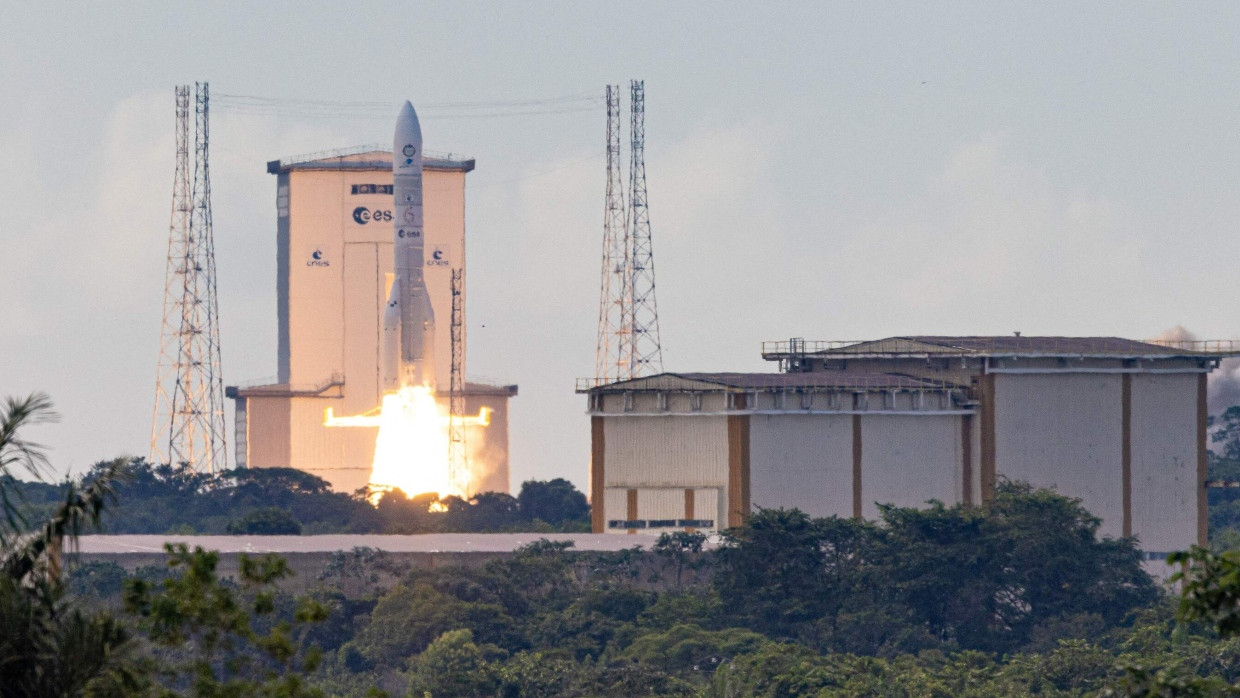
[369, 385, 452, 500]
[323, 385, 492, 505]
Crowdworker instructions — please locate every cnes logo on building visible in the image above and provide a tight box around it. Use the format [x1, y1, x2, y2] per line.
[427, 246, 449, 267]
[307, 249, 330, 267]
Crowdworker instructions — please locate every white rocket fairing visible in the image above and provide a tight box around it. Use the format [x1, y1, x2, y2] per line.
[381, 101, 436, 392]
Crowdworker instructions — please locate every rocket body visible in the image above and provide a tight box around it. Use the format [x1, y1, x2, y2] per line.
[382, 101, 436, 392]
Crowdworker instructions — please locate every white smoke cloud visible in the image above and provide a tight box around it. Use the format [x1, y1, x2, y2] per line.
[1155, 326, 1240, 418]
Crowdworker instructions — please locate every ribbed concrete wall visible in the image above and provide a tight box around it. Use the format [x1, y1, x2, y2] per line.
[603, 416, 729, 487]
[861, 415, 962, 518]
[638, 488, 684, 520]
[600, 416, 730, 533]
[693, 488, 719, 527]
[603, 488, 629, 524]
[1130, 374, 1199, 552]
[994, 374, 1124, 539]
[749, 414, 853, 517]
[245, 396, 290, 468]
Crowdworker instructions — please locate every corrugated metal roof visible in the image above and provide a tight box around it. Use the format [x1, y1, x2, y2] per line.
[585, 371, 954, 393]
[905, 336, 1180, 354]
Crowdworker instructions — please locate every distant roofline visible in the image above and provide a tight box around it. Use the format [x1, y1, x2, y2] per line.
[760, 336, 1240, 360]
[266, 143, 475, 174]
[576, 370, 962, 394]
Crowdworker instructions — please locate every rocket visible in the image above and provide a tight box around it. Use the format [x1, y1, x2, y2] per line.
[382, 101, 436, 392]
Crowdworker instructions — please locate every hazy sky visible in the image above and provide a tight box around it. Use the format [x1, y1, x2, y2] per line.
[3, 3, 1240, 490]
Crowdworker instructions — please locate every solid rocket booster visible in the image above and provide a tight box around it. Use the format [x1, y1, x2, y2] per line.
[381, 101, 436, 392]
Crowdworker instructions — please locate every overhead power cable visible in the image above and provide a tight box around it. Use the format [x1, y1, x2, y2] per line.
[213, 92, 602, 120]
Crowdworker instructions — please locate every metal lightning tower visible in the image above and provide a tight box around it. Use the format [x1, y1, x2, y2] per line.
[150, 82, 227, 474]
[448, 267, 468, 496]
[594, 84, 629, 383]
[594, 80, 664, 383]
[623, 79, 664, 377]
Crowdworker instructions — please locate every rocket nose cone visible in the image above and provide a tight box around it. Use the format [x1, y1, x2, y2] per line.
[395, 100, 422, 146]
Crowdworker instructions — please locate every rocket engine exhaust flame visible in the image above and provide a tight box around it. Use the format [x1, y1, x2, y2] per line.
[322, 100, 489, 502]
[324, 388, 490, 501]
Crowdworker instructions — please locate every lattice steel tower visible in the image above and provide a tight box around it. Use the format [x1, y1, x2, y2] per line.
[594, 84, 630, 383]
[150, 82, 227, 474]
[623, 80, 663, 377]
[594, 81, 663, 383]
[448, 267, 469, 496]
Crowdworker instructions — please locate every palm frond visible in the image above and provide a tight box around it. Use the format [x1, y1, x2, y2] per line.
[0, 392, 60, 540]
[3, 458, 130, 586]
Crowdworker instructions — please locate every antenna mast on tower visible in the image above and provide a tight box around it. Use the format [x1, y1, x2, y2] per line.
[150, 82, 227, 474]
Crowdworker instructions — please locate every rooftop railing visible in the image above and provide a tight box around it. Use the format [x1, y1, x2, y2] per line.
[759, 338, 1240, 357]
[274, 144, 466, 169]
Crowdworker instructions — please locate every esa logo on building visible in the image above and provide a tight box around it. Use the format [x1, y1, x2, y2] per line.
[427, 246, 449, 267]
[307, 249, 330, 267]
[352, 206, 392, 225]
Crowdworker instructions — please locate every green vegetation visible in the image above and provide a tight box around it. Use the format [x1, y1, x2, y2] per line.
[0, 394, 330, 696]
[5, 458, 591, 535]
[1210, 406, 1240, 551]
[15, 392, 1240, 695]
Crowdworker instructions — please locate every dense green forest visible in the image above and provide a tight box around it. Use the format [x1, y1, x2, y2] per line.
[56, 483, 1240, 696]
[7, 403, 1240, 541]
[9, 440, 1238, 542]
[14, 392, 1240, 695]
[6, 459, 591, 534]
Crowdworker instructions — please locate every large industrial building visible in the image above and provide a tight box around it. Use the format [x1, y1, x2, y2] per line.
[228, 147, 516, 494]
[584, 336, 1237, 555]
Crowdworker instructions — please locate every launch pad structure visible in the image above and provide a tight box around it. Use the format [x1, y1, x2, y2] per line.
[228, 145, 516, 495]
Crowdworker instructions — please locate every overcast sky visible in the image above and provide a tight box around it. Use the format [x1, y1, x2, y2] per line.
[3, 3, 1240, 490]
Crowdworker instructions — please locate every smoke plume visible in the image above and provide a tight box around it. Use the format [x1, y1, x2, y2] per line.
[1156, 326, 1240, 417]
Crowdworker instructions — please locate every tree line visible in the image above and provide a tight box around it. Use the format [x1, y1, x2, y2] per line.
[8, 459, 591, 535]
[55, 484, 1240, 696]
[10, 392, 1240, 695]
